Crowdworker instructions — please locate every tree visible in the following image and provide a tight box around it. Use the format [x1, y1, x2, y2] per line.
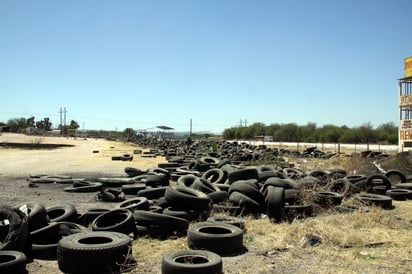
[26, 116, 35, 127]
[123, 128, 136, 140]
[7, 117, 27, 132]
[70, 120, 80, 130]
[36, 117, 52, 131]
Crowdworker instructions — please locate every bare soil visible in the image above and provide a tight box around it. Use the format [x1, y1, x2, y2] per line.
[1, 133, 411, 274]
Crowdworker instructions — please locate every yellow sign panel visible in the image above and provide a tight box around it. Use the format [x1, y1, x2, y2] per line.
[406, 56, 412, 77]
[400, 129, 412, 140]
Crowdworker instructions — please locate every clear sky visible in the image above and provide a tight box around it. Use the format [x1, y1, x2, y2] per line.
[1, 0, 411, 134]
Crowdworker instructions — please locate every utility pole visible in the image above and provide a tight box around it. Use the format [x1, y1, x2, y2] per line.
[244, 119, 248, 127]
[59, 108, 63, 135]
[189, 119, 192, 136]
[63, 107, 67, 131]
[59, 107, 67, 135]
[239, 119, 243, 127]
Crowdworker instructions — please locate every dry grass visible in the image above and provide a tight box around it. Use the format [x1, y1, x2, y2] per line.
[131, 200, 412, 273]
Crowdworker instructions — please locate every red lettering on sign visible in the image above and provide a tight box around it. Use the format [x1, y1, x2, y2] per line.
[400, 130, 412, 140]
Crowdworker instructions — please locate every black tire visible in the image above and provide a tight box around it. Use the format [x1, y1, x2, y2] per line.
[393, 183, 412, 190]
[202, 169, 226, 184]
[161, 249, 223, 274]
[385, 169, 407, 185]
[96, 189, 125, 202]
[121, 154, 133, 161]
[191, 178, 221, 194]
[284, 189, 301, 205]
[124, 167, 144, 177]
[177, 174, 199, 187]
[0, 250, 27, 274]
[365, 174, 391, 193]
[164, 186, 212, 211]
[265, 186, 285, 223]
[315, 192, 343, 207]
[46, 203, 77, 223]
[207, 191, 227, 204]
[263, 177, 298, 191]
[16, 202, 49, 232]
[137, 187, 168, 200]
[187, 222, 244, 255]
[121, 183, 146, 195]
[82, 208, 111, 226]
[228, 191, 262, 213]
[354, 193, 393, 209]
[282, 167, 304, 179]
[63, 182, 103, 193]
[284, 204, 313, 218]
[91, 209, 137, 239]
[326, 178, 352, 196]
[228, 168, 259, 184]
[133, 210, 189, 232]
[228, 180, 265, 208]
[162, 207, 190, 221]
[96, 177, 135, 187]
[145, 174, 170, 187]
[57, 231, 132, 274]
[117, 197, 150, 212]
[30, 221, 89, 260]
[385, 189, 412, 200]
[0, 206, 28, 252]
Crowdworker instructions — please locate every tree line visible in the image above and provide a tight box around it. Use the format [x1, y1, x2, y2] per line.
[222, 122, 398, 144]
[1, 116, 80, 134]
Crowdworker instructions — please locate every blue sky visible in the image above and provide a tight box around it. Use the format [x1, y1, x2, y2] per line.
[0, 0, 411, 134]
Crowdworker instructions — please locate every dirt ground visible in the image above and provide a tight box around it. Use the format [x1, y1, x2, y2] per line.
[1, 133, 411, 274]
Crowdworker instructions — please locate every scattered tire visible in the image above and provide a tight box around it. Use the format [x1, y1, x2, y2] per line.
[353, 193, 393, 209]
[265, 186, 285, 223]
[326, 178, 352, 196]
[63, 182, 103, 193]
[365, 174, 391, 193]
[133, 210, 189, 232]
[161, 249, 223, 274]
[137, 187, 168, 200]
[228, 191, 262, 213]
[0, 206, 28, 252]
[385, 169, 407, 184]
[202, 168, 227, 184]
[284, 204, 313, 221]
[187, 222, 244, 255]
[117, 197, 150, 212]
[46, 203, 78, 223]
[227, 168, 259, 184]
[385, 189, 412, 200]
[16, 202, 49, 232]
[91, 209, 138, 239]
[315, 192, 343, 207]
[0, 250, 27, 274]
[165, 186, 212, 211]
[393, 183, 412, 190]
[57, 231, 133, 274]
[30, 221, 89, 260]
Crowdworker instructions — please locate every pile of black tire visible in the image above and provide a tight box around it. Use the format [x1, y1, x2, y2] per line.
[0, 202, 136, 274]
[3, 139, 412, 273]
